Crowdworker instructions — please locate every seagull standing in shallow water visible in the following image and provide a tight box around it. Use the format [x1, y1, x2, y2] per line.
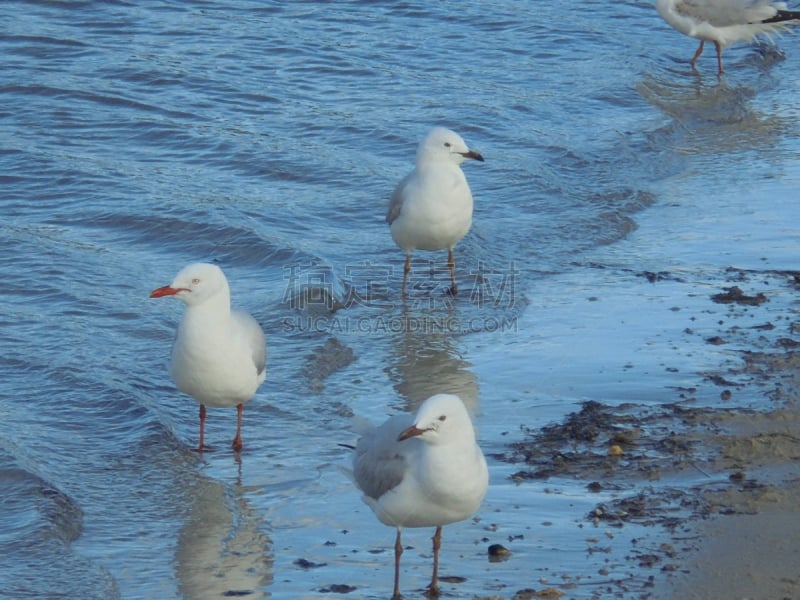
[386, 127, 484, 299]
[656, 0, 800, 73]
[150, 263, 266, 452]
[352, 393, 489, 599]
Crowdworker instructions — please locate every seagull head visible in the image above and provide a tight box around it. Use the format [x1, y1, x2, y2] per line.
[417, 127, 484, 167]
[150, 262, 229, 307]
[397, 393, 477, 446]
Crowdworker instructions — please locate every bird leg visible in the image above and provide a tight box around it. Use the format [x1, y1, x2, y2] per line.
[232, 403, 244, 452]
[194, 404, 207, 452]
[714, 40, 724, 74]
[426, 526, 443, 597]
[447, 249, 457, 296]
[402, 254, 411, 300]
[392, 527, 404, 600]
[690, 40, 704, 69]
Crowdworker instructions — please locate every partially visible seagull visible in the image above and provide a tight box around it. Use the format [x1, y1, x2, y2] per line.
[150, 262, 266, 452]
[386, 127, 484, 299]
[656, 0, 800, 73]
[352, 393, 488, 599]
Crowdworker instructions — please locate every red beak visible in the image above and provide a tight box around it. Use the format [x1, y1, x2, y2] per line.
[397, 425, 426, 442]
[150, 285, 183, 298]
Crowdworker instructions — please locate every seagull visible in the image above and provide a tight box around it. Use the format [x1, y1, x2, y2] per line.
[352, 393, 489, 599]
[150, 263, 266, 452]
[656, 0, 800, 73]
[386, 127, 484, 299]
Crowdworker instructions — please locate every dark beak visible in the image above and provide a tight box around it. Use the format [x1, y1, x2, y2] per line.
[461, 149, 484, 162]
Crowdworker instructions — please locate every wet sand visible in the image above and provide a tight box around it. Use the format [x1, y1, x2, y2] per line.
[495, 267, 800, 600]
[655, 350, 800, 600]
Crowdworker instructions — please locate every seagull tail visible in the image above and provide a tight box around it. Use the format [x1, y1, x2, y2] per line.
[762, 10, 800, 24]
[350, 414, 375, 436]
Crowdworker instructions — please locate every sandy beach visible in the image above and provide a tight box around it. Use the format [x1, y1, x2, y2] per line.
[496, 267, 800, 600]
[4, 2, 800, 597]
[656, 346, 800, 600]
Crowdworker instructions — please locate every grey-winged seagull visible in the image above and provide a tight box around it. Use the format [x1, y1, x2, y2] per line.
[386, 127, 484, 299]
[352, 393, 488, 599]
[150, 262, 266, 452]
[656, 0, 800, 73]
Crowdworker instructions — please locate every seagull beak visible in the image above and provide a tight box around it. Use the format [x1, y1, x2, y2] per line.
[397, 424, 426, 442]
[460, 149, 484, 162]
[150, 285, 186, 298]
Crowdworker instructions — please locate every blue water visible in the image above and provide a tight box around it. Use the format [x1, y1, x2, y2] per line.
[2, 1, 799, 598]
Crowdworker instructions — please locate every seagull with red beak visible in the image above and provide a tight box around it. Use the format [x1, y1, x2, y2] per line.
[352, 393, 488, 599]
[150, 262, 266, 452]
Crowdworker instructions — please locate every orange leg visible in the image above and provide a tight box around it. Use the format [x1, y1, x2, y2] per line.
[447, 248, 457, 296]
[427, 526, 442, 597]
[232, 403, 244, 452]
[392, 527, 404, 600]
[690, 40, 705, 69]
[714, 40, 724, 74]
[402, 254, 411, 300]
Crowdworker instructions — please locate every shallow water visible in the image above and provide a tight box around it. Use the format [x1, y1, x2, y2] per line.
[2, 1, 799, 598]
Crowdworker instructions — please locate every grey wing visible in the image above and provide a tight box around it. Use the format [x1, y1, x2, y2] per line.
[233, 310, 267, 376]
[386, 172, 413, 225]
[353, 415, 412, 500]
[679, 0, 772, 27]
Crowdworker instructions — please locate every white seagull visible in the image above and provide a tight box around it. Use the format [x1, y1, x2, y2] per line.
[352, 393, 489, 599]
[150, 263, 266, 452]
[386, 127, 484, 299]
[656, 0, 800, 73]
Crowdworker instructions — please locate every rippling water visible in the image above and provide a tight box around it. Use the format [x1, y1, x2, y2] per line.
[2, 1, 799, 598]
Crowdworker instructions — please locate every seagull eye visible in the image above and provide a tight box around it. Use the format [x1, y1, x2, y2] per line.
[192, 278, 200, 284]
[438, 415, 447, 422]
[443, 142, 451, 148]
